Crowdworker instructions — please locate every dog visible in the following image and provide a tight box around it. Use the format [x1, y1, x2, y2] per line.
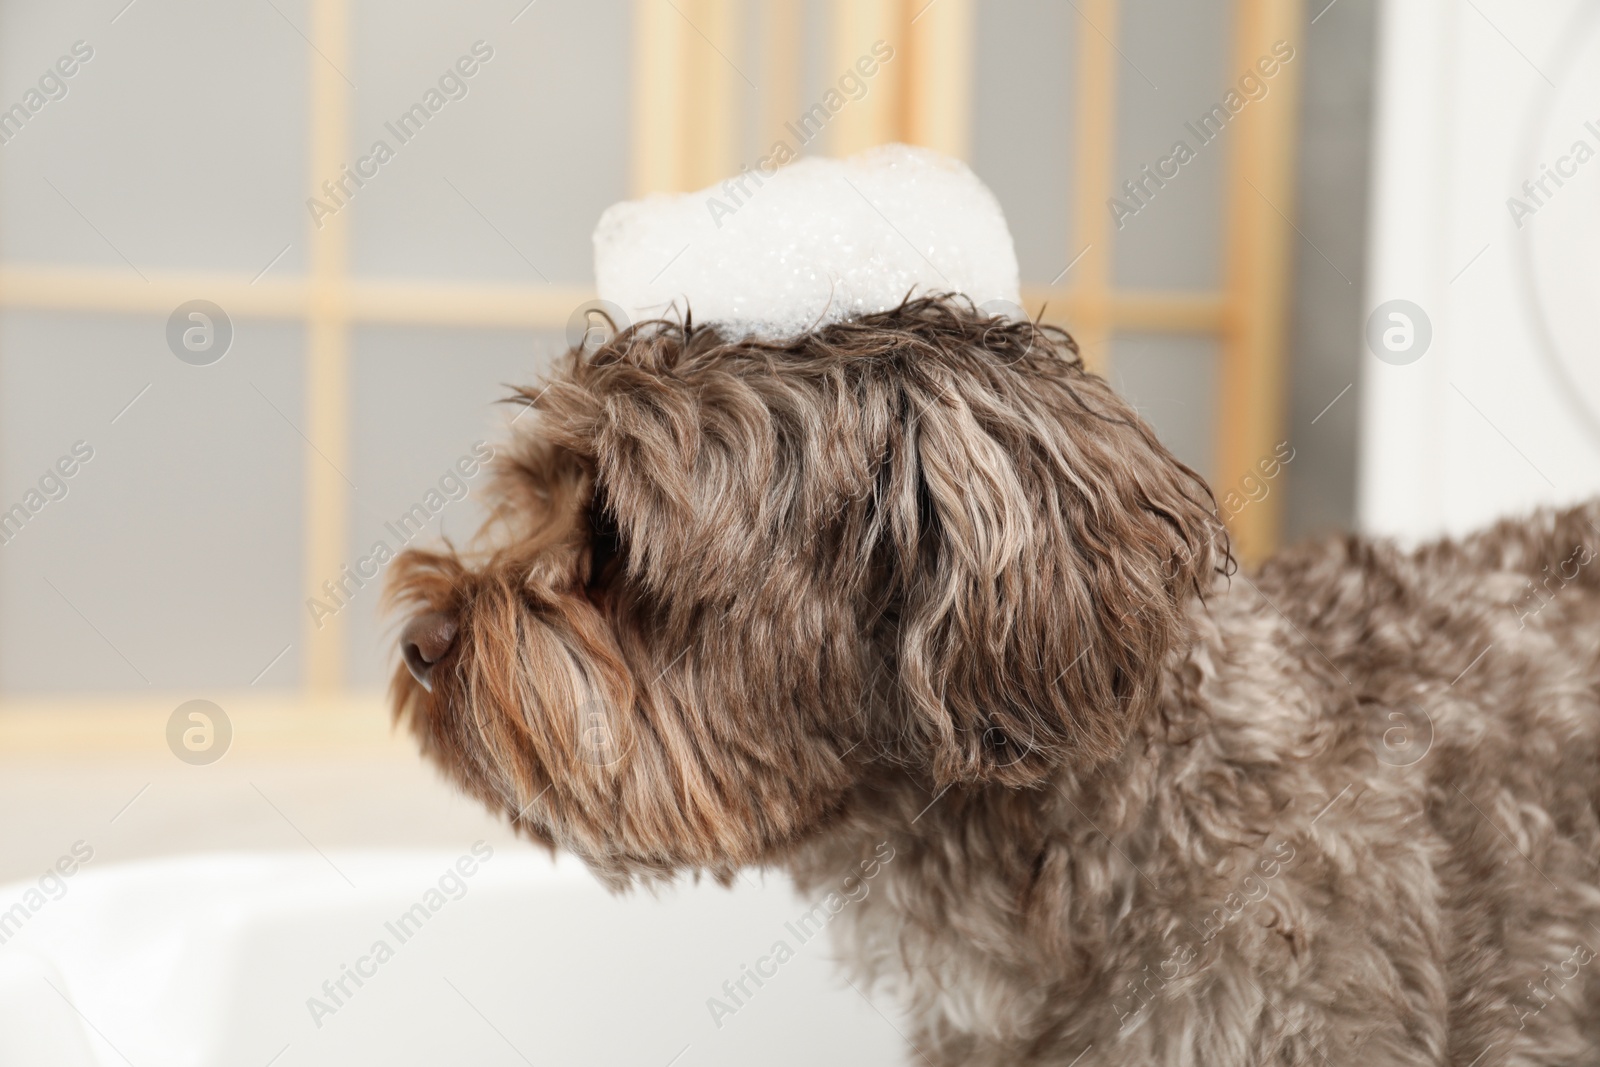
[388, 295, 1600, 1065]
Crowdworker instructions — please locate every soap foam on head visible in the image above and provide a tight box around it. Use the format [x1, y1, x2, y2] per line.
[593, 144, 1022, 340]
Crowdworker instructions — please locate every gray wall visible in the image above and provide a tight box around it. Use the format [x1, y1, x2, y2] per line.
[1283, 0, 1376, 542]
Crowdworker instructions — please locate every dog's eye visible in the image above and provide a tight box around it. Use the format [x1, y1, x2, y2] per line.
[587, 497, 623, 590]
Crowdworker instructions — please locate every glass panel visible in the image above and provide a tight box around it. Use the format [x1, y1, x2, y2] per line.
[0, 311, 306, 691]
[0, 0, 309, 276]
[1111, 0, 1232, 291]
[346, 0, 629, 284]
[1108, 331, 1218, 482]
[972, 0, 1077, 287]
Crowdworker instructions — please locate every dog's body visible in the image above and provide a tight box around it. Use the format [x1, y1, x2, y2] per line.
[391, 299, 1600, 1065]
[800, 506, 1600, 1065]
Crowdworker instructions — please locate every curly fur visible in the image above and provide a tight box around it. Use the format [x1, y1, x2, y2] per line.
[388, 295, 1600, 1065]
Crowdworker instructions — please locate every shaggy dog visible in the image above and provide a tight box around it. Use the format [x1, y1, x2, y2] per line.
[388, 296, 1600, 1065]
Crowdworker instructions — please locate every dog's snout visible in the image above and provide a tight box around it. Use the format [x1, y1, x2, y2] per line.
[401, 611, 458, 692]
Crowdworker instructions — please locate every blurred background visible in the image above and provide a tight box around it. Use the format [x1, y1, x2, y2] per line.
[0, 0, 1596, 1063]
[0, 0, 1372, 708]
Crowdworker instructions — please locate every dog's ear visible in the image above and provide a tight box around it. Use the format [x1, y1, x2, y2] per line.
[519, 327, 877, 610]
[877, 330, 1226, 786]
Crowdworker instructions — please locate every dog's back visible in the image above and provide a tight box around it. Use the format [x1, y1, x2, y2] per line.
[803, 501, 1600, 1066]
[1255, 501, 1600, 1062]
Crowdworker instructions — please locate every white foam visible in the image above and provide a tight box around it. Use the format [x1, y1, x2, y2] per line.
[593, 144, 1021, 340]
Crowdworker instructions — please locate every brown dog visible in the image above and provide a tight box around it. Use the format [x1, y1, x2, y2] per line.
[389, 296, 1600, 1065]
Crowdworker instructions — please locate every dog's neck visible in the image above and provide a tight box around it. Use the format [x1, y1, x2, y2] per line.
[778, 589, 1317, 1048]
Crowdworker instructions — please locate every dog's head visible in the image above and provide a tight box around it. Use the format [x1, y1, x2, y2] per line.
[387, 296, 1226, 884]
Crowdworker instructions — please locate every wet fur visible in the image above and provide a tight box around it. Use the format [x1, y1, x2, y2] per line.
[389, 297, 1600, 1065]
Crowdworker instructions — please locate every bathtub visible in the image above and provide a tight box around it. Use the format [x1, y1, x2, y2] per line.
[0, 849, 911, 1066]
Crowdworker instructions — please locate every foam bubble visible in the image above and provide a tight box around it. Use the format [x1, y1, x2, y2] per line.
[593, 144, 1021, 340]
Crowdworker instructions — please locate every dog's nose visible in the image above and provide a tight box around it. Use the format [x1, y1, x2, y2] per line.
[401, 611, 458, 692]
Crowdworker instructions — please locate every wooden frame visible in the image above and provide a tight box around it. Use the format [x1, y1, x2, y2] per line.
[1219, 0, 1304, 563]
[0, 0, 1300, 711]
